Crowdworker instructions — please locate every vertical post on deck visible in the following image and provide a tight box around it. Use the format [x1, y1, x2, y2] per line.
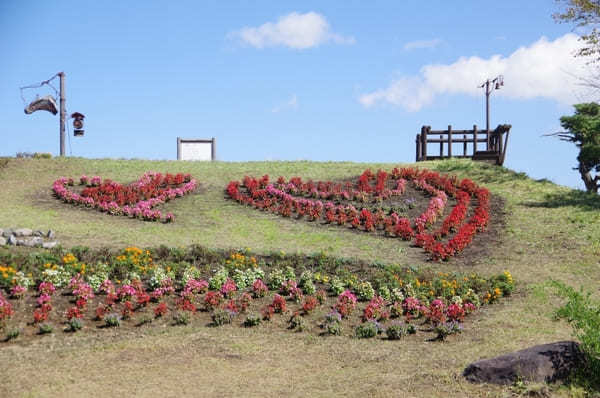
[211, 137, 216, 161]
[421, 126, 428, 160]
[447, 125, 452, 159]
[463, 134, 467, 156]
[416, 134, 421, 161]
[473, 125, 478, 153]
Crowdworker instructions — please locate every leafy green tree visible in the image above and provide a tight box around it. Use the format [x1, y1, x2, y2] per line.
[553, 102, 600, 192]
[554, 0, 600, 62]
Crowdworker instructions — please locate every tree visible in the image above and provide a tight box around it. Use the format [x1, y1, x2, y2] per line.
[551, 102, 600, 192]
[554, 0, 600, 62]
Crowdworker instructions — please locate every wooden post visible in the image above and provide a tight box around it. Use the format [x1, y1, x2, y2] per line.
[211, 137, 216, 161]
[416, 134, 421, 161]
[447, 125, 452, 158]
[59, 72, 66, 157]
[439, 135, 443, 157]
[497, 127, 503, 163]
[177, 137, 181, 160]
[463, 134, 467, 156]
[473, 125, 478, 153]
[421, 126, 428, 160]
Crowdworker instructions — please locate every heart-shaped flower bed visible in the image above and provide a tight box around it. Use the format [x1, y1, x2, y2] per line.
[53, 172, 197, 222]
[226, 167, 490, 261]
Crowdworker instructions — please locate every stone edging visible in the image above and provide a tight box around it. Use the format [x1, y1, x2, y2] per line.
[0, 228, 59, 249]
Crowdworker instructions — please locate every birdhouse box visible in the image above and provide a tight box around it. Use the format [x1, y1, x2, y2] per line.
[71, 112, 85, 136]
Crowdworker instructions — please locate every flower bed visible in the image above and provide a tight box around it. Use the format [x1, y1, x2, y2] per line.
[0, 246, 514, 342]
[225, 168, 490, 261]
[52, 172, 197, 222]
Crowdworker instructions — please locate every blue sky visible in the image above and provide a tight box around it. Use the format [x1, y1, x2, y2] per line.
[0, 1, 594, 189]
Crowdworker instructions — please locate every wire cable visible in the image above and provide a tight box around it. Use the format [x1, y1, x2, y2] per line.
[19, 73, 60, 104]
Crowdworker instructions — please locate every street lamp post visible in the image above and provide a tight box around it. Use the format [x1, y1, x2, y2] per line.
[479, 75, 503, 150]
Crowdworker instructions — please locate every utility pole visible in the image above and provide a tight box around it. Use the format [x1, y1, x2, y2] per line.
[479, 75, 503, 150]
[59, 72, 66, 156]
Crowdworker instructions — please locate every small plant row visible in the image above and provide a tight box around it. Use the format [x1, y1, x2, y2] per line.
[226, 168, 490, 260]
[0, 248, 514, 341]
[52, 172, 198, 222]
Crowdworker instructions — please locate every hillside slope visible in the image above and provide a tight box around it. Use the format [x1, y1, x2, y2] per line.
[0, 157, 598, 397]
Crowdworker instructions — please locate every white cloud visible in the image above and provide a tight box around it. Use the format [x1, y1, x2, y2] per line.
[272, 94, 299, 113]
[404, 38, 442, 51]
[230, 12, 355, 49]
[360, 34, 592, 111]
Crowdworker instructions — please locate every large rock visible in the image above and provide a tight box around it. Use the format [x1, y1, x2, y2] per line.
[47, 229, 55, 239]
[2, 229, 12, 238]
[7, 235, 17, 245]
[464, 341, 583, 385]
[0, 237, 5, 246]
[14, 228, 33, 237]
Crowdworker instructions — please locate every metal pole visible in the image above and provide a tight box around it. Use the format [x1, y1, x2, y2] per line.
[59, 72, 66, 156]
[485, 80, 490, 150]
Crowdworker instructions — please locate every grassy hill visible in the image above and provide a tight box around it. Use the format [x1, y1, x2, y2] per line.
[0, 156, 599, 397]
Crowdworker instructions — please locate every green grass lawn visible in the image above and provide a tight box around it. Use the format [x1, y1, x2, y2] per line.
[0, 156, 598, 397]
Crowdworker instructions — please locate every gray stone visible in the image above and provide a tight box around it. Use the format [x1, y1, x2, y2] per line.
[33, 230, 44, 237]
[42, 241, 58, 249]
[0, 237, 5, 246]
[2, 229, 13, 238]
[30, 237, 44, 247]
[0, 228, 3, 236]
[14, 228, 33, 237]
[15, 239, 25, 246]
[463, 341, 583, 385]
[47, 229, 55, 239]
[7, 235, 17, 245]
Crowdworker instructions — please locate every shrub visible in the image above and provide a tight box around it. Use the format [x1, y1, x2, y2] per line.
[220, 278, 237, 298]
[104, 313, 121, 327]
[329, 277, 345, 296]
[204, 291, 223, 310]
[334, 290, 357, 317]
[552, 281, 600, 382]
[67, 318, 83, 332]
[5, 327, 20, 340]
[299, 270, 313, 288]
[386, 322, 408, 340]
[212, 309, 234, 326]
[252, 279, 268, 298]
[315, 289, 327, 305]
[356, 281, 375, 301]
[289, 312, 307, 332]
[270, 294, 286, 313]
[38, 323, 53, 334]
[378, 285, 392, 301]
[326, 321, 341, 336]
[355, 321, 378, 339]
[302, 279, 316, 295]
[244, 313, 261, 327]
[137, 314, 153, 326]
[154, 302, 168, 318]
[434, 321, 462, 340]
[208, 267, 228, 290]
[267, 269, 285, 290]
[172, 311, 190, 326]
[324, 311, 342, 336]
[302, 296, 318, 314]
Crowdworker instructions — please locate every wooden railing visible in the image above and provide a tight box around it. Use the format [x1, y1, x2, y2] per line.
[415, 124, 511, 166]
